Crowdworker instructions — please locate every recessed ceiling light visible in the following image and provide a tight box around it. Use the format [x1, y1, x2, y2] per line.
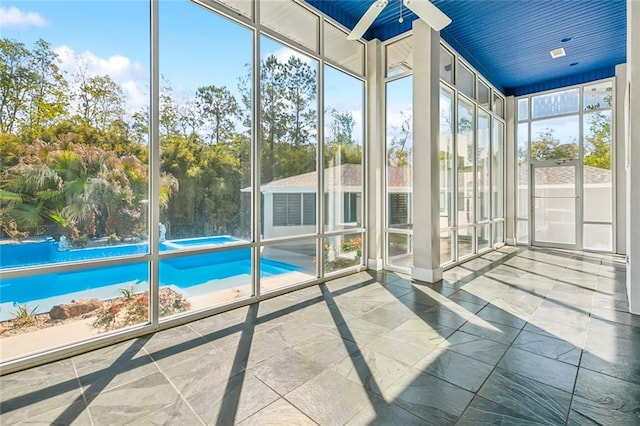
[550, 47, 566, 59]
[570, 62, 579, 67]
[561, 37, 572, 43]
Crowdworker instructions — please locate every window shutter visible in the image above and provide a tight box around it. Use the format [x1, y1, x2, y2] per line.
[303, 193, 316, 225]
[273, 193, 287, 226]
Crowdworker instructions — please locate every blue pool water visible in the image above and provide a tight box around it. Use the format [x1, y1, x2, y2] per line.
[0, 238, 299, 316]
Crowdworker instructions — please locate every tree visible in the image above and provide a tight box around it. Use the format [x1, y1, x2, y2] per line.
[530, 128, 578, 161]
[75, 73, 126, 132]
[0, 38, 68, 135]
[324, 108, 361, 166]
[584, 112, 611, 170]
[388, 111, 412, 167]
[283, 56, 316, 147]
[196, 85, 238, 144]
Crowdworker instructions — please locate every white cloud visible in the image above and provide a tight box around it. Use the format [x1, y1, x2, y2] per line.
[53, 45, 149, 114]
[266, 47, 312, 65]
[0, 6, 47, 28]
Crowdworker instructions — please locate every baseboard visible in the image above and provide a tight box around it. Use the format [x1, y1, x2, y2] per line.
[411, 266, 443, 283]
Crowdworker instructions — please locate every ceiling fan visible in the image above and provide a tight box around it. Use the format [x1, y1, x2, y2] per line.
[347, 0, 451, 40]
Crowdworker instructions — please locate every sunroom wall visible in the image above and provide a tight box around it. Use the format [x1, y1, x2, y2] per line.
[0, 0, 366, 374]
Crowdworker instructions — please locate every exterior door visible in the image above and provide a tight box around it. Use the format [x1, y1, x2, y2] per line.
[531, 161, 579, 249]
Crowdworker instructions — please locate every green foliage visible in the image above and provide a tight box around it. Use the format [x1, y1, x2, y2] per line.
[584, 112, 611, 170]
[530, 128, 578, 161]
[12, 303, 39, 326]
[119, 283, 137, 300]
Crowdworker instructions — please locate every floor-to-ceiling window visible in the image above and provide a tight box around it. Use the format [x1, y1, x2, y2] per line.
[439, 44, 506, 267]
[384, 36, 413, 271]
[0, 0, 365, 368]
[516, 80, 614, 251]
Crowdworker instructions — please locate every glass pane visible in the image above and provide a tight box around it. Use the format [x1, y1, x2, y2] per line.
[260, 0, 319, 52]
[324, 21, 365, 75]
[260, 37, 318, 239]
[440, 46, 453, 84]
[1, 262, 148, 361]
[159, 4, 251, 247]
[324, 233, 363, 274]
[214, 0, 252, 18]
[477, 81, 490, 109]
[457, 96, 474, 227]
[457, 62, 475, 99]
[477, 224, 491, 251]
[324, 66, 364, 232]
[518, 98, 528, 121]
[530, 116, 579, 161]
[493, 221, 504, 246]
[387, 233, 413, 269]
[477, 110, 490, 222]
[492, 93, 504, 118]
[583, 224, 613, 252]
[583, 111, 613, 222]
[0, 1, 149, 267]
[159, 248, 251, 318]
[517, 219, 529, 244]
[517, 122, 529, 219]
[440, 230, 453, 265]
[584, 81, 613, 110]
[439, 85, 454, 229]
[534, 166, 576, 245]
[386, 36, 412, 77]
[261, 239, 317, 293]
[457, 227, 474, 258]
[531, 88, 579, 119]
[492, 119, 505, 219]
[387, 77, 413, 229]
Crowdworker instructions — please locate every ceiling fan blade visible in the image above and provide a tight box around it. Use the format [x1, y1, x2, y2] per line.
[403, 0, 451, 31]
[347, 0, 389, 40]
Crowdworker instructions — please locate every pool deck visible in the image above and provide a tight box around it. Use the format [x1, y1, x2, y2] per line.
[0, 271, 315, 362]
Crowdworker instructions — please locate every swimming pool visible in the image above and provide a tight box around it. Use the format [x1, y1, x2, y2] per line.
[0, 235, 239, 269]
[0, 238, 299, 320]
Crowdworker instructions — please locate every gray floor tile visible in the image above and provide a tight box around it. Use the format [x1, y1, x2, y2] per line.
[478, 367, 572, 425]
[415, 347, 493, 392]
[292, 331, 359, 368]
[512, 329, 582, 365]
[285, 369, 374, 425]
[332, 347, 413, 395]
[12, 401, 93, 426]
[86, 372, 181, 424]
[237, 398, 316, 426]
[383, 368, 474, 425]
[364, 334, 434, 367]
[457, 395, 548, 425]
[185, 372, 279, 424]
[581, 332, 640, 384]
[252, 348, 324, 395]
[73, 339, 158, 398]
[360, 305, 414, 330]
[569, 368, 640, 425]
[498, 347, 578, 393]
[128, 399, 204, 425]
[441, 330, 509, 365]
[0, 360, 83, 425]
[476, 304, 527, 329]
[459, 319, 521, 345]
[346, 396, 426, 426]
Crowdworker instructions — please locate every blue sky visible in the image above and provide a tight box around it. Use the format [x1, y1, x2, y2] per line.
[1, 1, 369, 142]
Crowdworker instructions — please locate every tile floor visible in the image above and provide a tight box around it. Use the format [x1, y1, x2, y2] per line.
[1, 246, 639, 425]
